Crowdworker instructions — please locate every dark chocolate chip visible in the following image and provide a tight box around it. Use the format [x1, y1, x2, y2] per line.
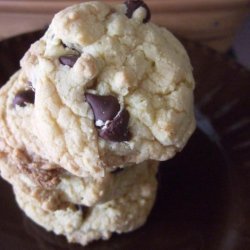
[75, 204, 87, 212]
[13, 90, 35, 107]
[124, 0, 151, 23]
[85, 93, 120, 124]
[99, 109, 131, 142]
[110, 167, 124, 174]
[59, 54, 79, 67]
[75, 204, 89, 219]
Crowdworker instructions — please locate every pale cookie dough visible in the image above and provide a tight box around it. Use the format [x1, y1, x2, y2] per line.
[14, 161, 158, 246]
[4, 0, 195, 178]
[0, 70, 158, 207]
[0, 132, 158, 208]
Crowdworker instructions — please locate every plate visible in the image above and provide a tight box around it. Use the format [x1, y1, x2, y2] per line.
[0, 30, 250, 250]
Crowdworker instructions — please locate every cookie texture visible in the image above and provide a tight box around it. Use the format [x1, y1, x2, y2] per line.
[0, 71, 158, 209]
[0, 0, 196, 247]
[0, 117, 158, 208]
[0, 1, 196, 178]
[14, 161, 158, 246]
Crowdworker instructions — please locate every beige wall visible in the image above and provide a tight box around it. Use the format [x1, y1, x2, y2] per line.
[0, 0, 249, 52]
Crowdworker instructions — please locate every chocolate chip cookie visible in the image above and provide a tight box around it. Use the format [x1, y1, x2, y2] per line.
[16, 0, 195, 177]
[0, 71, 158, 208]
[14, 160, 158, 246]
[0, 0, 196, 246]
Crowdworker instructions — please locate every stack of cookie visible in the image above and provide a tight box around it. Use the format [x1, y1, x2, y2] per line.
[0, 0, 195, 246]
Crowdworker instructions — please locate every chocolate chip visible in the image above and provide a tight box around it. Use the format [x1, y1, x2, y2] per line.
[124, 0, 151, 23]
[75, 204, 90, 220]
[85, 93, 120, 124]
[75, 204, 87, 212]
[99, 109, 131, 142]
[13, 90, 35, 107]
[110, 167, 124, 174]
[59, 55, 79, 67]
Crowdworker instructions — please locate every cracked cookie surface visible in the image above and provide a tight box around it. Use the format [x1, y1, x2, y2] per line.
[1, 1, 195, 178]
[14, 160, 158, 246]
[0, 121, 158, 208]
[0, 71, 158, 207]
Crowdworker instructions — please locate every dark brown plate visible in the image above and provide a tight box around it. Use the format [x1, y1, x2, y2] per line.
[0, 31, 250, 250]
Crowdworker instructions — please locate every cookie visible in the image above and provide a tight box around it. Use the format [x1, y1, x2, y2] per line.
[0, 71, 156, 206]
[3, 0, 196, 178]
[0, 130, 158, 208]
[0, 71, 158, 207]
[14, 161, 158, 246]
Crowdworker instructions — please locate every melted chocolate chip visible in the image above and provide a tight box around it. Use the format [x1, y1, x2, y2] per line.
[124, 0, 151, 23]
[59, 55, 79, 67]
[13, 90, 35, 107]
[85, 93, 120, 124]
[99, 109, 131, 142]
